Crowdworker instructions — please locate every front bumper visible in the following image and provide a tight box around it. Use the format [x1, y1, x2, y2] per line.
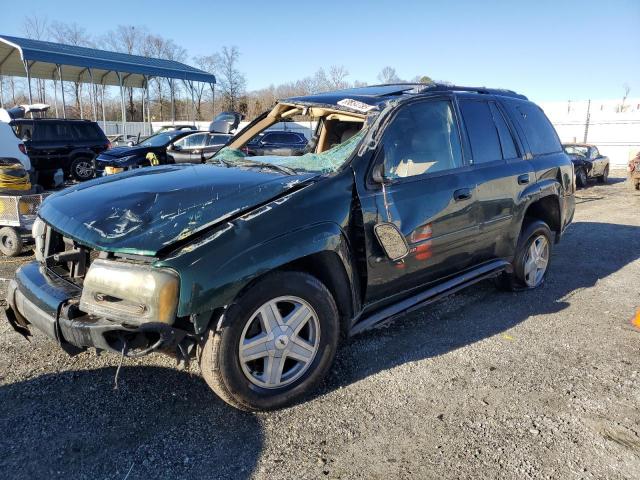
[4, 261, 187, 355]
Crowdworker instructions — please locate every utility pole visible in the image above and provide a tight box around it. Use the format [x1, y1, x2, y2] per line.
[583, 99, 591, 143]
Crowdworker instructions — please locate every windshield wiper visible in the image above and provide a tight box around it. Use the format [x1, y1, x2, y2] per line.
[236, 159, 297, 176]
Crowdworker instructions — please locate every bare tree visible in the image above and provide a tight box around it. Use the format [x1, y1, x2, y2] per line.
[49, 22, 93, 117]
[217, 46, 246, 111]
[328, 65, 350, 90]
[621, 83, 631, 112]
[22, 15, 49, 103]
[102, 25, 148, 120]
[193, 54, 220, 119]
[411, 75, 434, 85]
[377, 66, 401, 84]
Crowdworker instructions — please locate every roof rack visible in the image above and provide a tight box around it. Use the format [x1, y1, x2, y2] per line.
[421, 84, 528, 100]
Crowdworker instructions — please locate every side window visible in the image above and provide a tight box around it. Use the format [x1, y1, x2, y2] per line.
[458, 99, 502, 164]
[188, 133, 207, 147]
[590, 147, 599, 159]
[209, 135, 229, 145]
[489, 102, 518, 159]
[381, 100, 463, 179]
[37, 123, 71, 142]
[505, 100, 561, 155]
[260, 133, 274, 143]
[71, 123, 101, 141]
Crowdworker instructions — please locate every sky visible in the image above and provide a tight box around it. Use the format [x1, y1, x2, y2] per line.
[0, 0, 638, 102]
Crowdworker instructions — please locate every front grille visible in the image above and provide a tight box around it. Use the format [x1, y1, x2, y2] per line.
[42, 227, 100, 286]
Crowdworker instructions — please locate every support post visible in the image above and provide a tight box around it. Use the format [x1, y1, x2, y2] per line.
[88, 68, 97, 121]
[210, 83, 215, 119]
[0, 75, 4, 109]
[101, 84, 107, 130]
[57, 65, 67, 119]
[145, 76, 152, 135]
[583, 99, 591, 143]
[116, 72, 127, 134]
[170, 79, 175, 124]
[24, 61, 33, 113]
[52, 73, 59, 117]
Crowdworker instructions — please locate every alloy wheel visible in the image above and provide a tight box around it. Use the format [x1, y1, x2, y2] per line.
[238, 296, 321, 389]
[75, 160, 93, 179]
[523, 235, 549, 287]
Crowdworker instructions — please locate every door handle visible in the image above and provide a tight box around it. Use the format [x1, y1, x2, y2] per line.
[517, 174, 530, 185]
[453, 188, 472, 201]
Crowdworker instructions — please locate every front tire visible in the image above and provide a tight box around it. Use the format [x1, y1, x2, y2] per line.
[497, 219, 553, 291]
[199, 271, 340, 411]
[597, 165, 609, 184]
[70, 157, 94, 181]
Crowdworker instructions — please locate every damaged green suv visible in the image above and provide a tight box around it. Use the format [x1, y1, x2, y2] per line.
[5, 84, 575, 410]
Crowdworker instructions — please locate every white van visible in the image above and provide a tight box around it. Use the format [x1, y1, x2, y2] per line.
[0, 121, 31, 171]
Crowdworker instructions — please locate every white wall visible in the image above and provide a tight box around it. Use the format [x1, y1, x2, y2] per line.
[539, 98, 640, 167]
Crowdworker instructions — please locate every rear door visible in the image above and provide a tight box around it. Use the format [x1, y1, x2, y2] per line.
[33, 122, 74, 171]
[358, 97, 480, 303]
[457, 96, 535, 260]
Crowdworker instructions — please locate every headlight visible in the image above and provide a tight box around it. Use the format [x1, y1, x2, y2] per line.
[32, 216, 46, 262]
[79, 259, 179, 325]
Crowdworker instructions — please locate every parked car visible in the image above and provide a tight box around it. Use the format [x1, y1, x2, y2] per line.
[94, 129, 200, 175]
[11, 118, 109, 183]
[154, 124, 197, 134]
[4, 84, 575, 411]
[245, 130, 308, 156]
[562, 143, 610, 187]
[0, 121, 31, 172]
[107, 134, 139, 148]
[168, 131, 232, 164]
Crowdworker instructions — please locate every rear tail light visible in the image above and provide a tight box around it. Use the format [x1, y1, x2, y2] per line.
[18, 143, 27, 155]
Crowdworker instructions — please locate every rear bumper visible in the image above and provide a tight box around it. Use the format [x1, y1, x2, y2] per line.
[4, 261, 186, 355]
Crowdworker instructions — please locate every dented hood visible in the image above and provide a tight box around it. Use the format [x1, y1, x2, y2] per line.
[38, 164, 310, 256]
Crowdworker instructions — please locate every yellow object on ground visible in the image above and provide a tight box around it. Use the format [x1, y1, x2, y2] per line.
[0, 164, 31, 191]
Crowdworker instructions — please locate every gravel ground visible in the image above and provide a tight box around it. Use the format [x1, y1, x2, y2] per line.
[0, 171, 639, 480]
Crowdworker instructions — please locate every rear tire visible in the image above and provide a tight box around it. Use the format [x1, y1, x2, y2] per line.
[497, 219, 553, 291]
[70, 157, 94, 182]
[199, 271, 340, 411]
[0, 227, 22, 256]
[597, 165, 609, 184]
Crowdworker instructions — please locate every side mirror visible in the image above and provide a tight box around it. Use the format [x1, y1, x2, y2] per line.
[127, 141, 134, 147]
[372, 163, 389, 184]
[374, 222, 409, 261]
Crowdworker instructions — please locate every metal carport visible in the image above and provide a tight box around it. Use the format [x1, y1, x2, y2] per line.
[0, 34, 215, 133]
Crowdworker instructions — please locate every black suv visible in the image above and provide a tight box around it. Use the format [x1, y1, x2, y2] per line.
[5, 84, 575, 411]
[245, 130, 308, 156]
[12, 119, 109, 183]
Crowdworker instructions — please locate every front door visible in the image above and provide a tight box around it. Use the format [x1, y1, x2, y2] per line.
[358, 98, 480, 305]
[170, 133, 207, 163]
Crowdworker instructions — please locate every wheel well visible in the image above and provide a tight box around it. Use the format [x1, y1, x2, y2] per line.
[278, 251, 354, 338]
[524, 196, 561, 237]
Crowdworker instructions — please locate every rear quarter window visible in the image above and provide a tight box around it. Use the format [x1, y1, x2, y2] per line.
[503, 100, 561, 155]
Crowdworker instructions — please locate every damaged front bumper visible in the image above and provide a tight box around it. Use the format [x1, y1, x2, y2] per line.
[4, 261, 190, 357]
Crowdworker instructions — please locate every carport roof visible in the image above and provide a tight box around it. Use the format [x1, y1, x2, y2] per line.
[0, 34, 215, 88]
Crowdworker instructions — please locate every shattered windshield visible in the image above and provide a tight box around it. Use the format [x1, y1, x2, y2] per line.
[212, 129, 365, 174]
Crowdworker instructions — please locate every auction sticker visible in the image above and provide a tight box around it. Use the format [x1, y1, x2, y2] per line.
[337, 98, 376, 113]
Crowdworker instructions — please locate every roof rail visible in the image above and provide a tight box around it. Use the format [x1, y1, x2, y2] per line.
[420, 84, 528, 100]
